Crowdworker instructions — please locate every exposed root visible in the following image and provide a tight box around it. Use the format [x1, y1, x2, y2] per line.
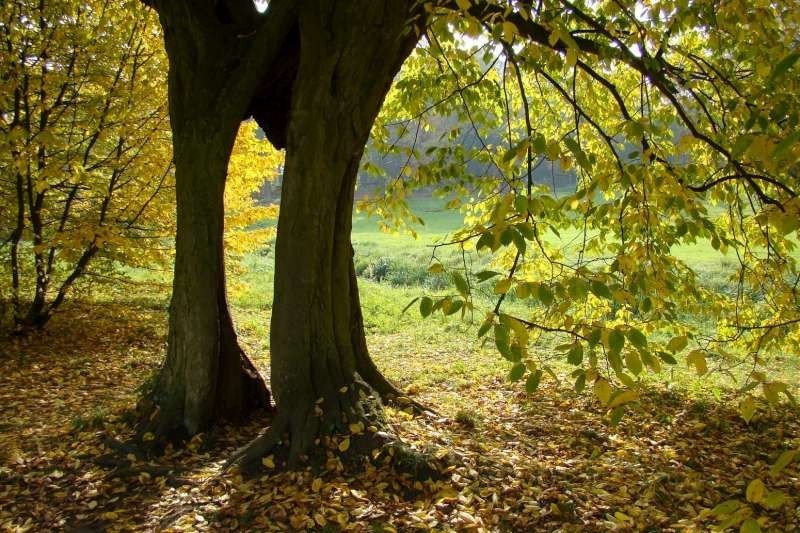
[224, 411, 290, 473]
[353, 340, 437, 417]
[134, 397, 189, 450]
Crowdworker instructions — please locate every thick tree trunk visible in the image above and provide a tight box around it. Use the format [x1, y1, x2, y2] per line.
[231, 0, 419, 469]
[141, 120, 270, 438]
[137, 3, 287, 437]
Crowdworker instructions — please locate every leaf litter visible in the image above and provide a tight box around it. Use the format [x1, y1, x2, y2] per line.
[1, 302, 799, 531]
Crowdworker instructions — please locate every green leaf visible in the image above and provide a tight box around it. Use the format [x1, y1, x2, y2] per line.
[574, 372, 586, 393]
[514, 195, 529, 214]
[762, 490, 788, 510]
[511, 228, 526, 255]
[495, 324, 520, 362]
[711, 500, 740, 516]
[626, 328, 647, 349]
[503, 139, 529, 163]
[745, 478, 765, 503]
[419, 297, 433, 318]
[656, 351, 678, 365]
[537, 284, 554, 306]
[608, 329, 625, 356]
[624, 350, 643, 375]
[452, 272, 469, 298]
[616, 372, 636, 388]
[774, 130, 800, 158]
[740, 519, 762, 533]
[608, 350, 623, 374]
[444, 299, 464, 315]
[509, 362, 526, 382]
[563, 137, 591, 170]
[526, 369, 543, 393]
[476, 270, 501, 282]
[567, 342, 583, 365]
[609, 406, 625, 426]
[590, 280, 613, 300]
[476, 232, 493, 251]
[769, 450, 797, 478]
[768, 51, 800, 85]
[500, 227, 514, 246]
[587, 328, 602, 347]
[639, 349, 659, 373]
[515, 222, 534, 240]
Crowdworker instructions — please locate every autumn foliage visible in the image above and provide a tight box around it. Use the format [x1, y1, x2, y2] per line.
[0, 0, 281, 333]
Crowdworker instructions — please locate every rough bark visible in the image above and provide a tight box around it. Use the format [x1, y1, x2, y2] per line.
[142, 0, 423, 457]
[140, 118, 270, 438]
[138, 0, 298, 438]
[230, 0, 421, 469]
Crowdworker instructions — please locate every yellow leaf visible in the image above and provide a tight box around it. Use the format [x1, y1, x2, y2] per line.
[566, 47, 578, 67]
[494, 278, 512, 294]
[311, 477, 322, 492]
[502, 21, 518, 41]
[740, 395, 756, 423]
[607, 390, 639, 409]
[763, 382, 786, 404]
[549, 27, 561, 46]
[455, 0, 471, 10]
[428, 263, 444, 273]
[338, 437, 350, 452]
[142, 432, 155, 442]
[594, 379, 612, 405]
[261, 455, 275, 468]
[687, 349, 708, 376]
[666, 335, 688, 353]
[349, 421, 365, 434]
[746, 478, 765, 503]
[435, 486, 459, 501]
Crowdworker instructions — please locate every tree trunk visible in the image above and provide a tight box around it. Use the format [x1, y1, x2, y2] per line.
[138, 5, 281, 438]
[141, 118, 271, 438]
[232, 0, 419, 468]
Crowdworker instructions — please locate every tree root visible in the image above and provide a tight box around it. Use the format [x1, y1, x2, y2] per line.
[355, 350, 437, 417]
[224, 411, 291, 473]
[225, 410, 457, 481]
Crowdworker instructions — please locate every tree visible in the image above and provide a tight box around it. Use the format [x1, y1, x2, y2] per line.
[0, 0, 280, 340]
[141, 0, 800, 467]
[367, 0, 800, 422]
[0, 0, 172, 332]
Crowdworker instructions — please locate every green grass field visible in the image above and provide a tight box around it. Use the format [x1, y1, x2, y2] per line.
[234, 195, 798, 402]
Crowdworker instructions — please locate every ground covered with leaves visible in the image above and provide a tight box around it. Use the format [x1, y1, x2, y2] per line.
[1, 302, 799, 531]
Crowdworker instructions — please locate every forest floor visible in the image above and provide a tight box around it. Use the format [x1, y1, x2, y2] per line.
[1, 299, 799, 532]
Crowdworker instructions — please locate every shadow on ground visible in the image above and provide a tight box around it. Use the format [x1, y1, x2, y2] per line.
[1, 302, 798, 531]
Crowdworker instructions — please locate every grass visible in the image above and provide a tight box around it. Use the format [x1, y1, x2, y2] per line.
[235, 195, 799, 396]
